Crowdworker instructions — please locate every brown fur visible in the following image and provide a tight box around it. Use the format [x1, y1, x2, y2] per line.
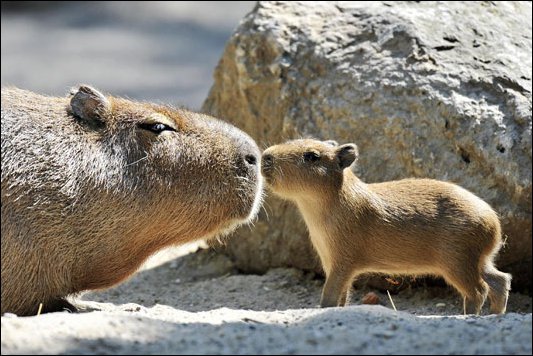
[1, 86, 263, 316]
[262, 139, 511, 314]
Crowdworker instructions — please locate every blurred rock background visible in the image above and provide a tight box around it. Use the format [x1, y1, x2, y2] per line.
[1, 1, 255, 109]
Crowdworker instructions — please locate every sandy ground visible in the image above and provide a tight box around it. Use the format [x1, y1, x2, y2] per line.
[2, 245, 531, 355]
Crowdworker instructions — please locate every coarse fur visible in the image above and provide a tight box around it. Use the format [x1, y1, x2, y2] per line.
[1, 86, 263, 316]
[262, 139, 511, 314]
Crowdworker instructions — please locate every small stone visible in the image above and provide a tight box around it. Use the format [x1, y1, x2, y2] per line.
[362, 292, 381, 305]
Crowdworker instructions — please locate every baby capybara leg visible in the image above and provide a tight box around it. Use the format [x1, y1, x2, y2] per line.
[444, 269, 488, 315]
[338, 287, 350, 307]
[320, 269, 354, 308]
[482, 265, 511, 314]
[463, 281, 489, 315]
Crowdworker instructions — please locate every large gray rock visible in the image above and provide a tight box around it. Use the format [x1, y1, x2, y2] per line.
[203, 1, 532, 289]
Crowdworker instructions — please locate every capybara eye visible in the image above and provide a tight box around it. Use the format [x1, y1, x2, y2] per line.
[303, 151, 320, 162]
[138, 122, 176, 134]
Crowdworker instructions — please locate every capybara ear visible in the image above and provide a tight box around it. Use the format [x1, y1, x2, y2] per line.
[336, 143, 358, 169]
[324, 140, 339, 147]
[69, 85, 111, 127]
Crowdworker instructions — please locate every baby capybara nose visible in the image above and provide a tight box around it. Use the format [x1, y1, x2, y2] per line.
[262, 153, 273, 167]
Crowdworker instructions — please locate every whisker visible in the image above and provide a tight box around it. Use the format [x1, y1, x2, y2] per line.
[124, 155, 148, 168]
[261, 199, 272, 221]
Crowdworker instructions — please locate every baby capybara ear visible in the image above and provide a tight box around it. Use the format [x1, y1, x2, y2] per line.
[69, 85, 111, 127]
[336, 143, 358, 169]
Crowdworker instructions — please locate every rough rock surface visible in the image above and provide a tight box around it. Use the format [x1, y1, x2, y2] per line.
[203, 1, 532, 288]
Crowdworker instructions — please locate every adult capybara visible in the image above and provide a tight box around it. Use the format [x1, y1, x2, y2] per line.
[262, 139, 511, 314]
[1, 85, 263, 316]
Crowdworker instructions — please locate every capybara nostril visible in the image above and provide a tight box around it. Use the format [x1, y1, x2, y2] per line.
[245, 154, 257, 166]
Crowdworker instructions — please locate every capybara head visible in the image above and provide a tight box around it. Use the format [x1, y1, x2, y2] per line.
[1, 85, 263, 314]
[261, 139, 357, 198]
[65, 85, 263, 238]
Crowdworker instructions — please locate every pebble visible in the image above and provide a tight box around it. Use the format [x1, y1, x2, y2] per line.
[362, 292, 381, 305]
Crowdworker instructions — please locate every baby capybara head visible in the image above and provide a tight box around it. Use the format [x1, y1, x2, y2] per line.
[68, 85, 263, 239]
[261, 139, 357, 199]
